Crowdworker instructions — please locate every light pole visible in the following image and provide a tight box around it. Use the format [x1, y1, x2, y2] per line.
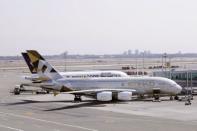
[136, 57, 138, 76]
[169, 57, 172, 79]
[142, 51, 145, 76]
[162, 53, 167, 78]
[64, 51, 68, 72]
[190, 71, 193, 99]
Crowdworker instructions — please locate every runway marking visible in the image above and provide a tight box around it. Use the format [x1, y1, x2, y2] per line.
[0, 111, 98, 131]
[0, 124, 24, 131]
[87, 107, 197, 126]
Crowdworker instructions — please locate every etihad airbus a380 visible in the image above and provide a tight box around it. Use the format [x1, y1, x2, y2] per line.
[21, 50, 182, 102]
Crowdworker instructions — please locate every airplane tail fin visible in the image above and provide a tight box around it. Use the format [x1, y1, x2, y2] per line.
[21, 52, 37, 74]
[26, 50, 63, 80]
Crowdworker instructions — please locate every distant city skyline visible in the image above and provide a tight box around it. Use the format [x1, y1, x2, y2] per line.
[0, 48, 193, 56]
[1, 0, 197, 56]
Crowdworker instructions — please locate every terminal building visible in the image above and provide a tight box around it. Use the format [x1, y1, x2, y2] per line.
[153, 69, 197, 88]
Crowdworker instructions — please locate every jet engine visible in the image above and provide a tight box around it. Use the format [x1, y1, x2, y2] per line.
[117, 91, 132, 101]
[97, 91, 112, 101]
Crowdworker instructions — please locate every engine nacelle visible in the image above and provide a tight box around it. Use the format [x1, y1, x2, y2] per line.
[117, 91, 132, 101]
[97, 91, 112, 101]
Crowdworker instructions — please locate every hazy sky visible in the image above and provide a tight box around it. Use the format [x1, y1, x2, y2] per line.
[0, 0, 197, 56]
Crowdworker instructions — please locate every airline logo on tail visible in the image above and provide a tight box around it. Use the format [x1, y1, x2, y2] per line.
[26, 50, 62, 80]
[21, 52, 37, 74]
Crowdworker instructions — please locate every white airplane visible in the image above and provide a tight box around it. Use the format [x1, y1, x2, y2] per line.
[21, 52, 128, 83]
[22, 50, 182, 102]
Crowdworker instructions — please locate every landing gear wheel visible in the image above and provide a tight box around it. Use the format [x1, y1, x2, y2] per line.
[153, 95, 160, 102]
[74, 95, 82, 102]
[154, 95, 159, 100]
[139, 94, 145, 99]
[174, 95, 179, 100]
[152, 88, 161, 102]
[191, 96, 194, 100]
[14, 88, 20, 95]
[170, 96, 174, 100]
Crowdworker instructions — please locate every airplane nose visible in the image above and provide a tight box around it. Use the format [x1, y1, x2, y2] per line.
[176, 85, 182, 93]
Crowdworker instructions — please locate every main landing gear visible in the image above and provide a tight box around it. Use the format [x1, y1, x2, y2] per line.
[153, 94, 161, 102]
[170, 95, 179, 100]
[174, 95, 179, 100]
[152, 88, 161, 102]
[74, 95, 82, 102]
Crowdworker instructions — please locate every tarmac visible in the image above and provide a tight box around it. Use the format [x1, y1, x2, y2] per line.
[1, 69, 197, 131]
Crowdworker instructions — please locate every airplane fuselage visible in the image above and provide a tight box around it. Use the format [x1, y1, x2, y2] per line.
[24, 70, 128, 82]
[56, 76, 182, 95]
